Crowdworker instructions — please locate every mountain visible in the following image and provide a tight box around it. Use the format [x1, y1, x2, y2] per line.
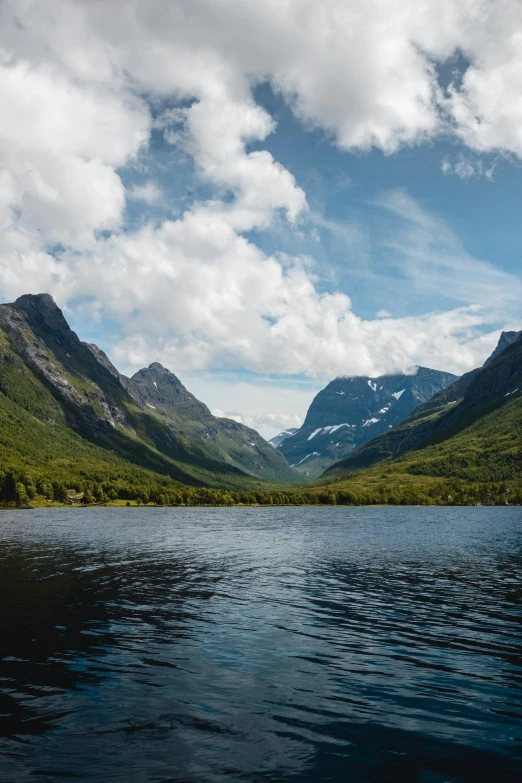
[324, 330, 522, 482]
[483, 330, 521, 366]
[277, 367, 457, 477]
[127, 361, 298, 482]
[0, 293, 298, 488]
[268, 428, 299, 448]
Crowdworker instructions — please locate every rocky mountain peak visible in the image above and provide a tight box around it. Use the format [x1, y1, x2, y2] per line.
[14, 293, 64, 325]
[15, 292, 57, 309]
[131, 362, 207, 413]
[12, 293, 79, 351]
[133, 362, 184, 388]
[484, 331, 521, 367]
[278, 366, 457, 477]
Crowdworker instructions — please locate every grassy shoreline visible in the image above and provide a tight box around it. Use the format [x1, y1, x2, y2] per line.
[4, 497, 520, 510]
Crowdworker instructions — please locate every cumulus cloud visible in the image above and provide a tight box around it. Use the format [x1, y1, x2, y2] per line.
[0, 0, 521, 392]
[212, 409, 303, 434]
[0, 45, 149, 246]
[58, 216, 500, 378]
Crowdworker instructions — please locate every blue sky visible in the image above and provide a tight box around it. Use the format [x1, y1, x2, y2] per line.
[248, 84, 521, 318]
[1, 1, 521, 437]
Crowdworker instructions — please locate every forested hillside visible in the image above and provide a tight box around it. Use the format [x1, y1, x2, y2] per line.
[320, 332, 522, 495]
[0, 293, 298, 503]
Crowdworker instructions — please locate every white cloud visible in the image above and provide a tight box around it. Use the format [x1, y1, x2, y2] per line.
[61, 215, 499, 378]
[443, 8, 522, 157]
[127, 181, 164, 205]
[0, 50, 149, 246]
[440, 156, 496, 180]
[0, 0, 521, 403]
[212, 409, 303, 434]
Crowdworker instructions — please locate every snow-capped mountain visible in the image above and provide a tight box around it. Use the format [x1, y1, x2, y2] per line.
[277, 367, 457, 477]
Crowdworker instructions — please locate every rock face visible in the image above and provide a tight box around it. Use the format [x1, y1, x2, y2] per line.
[0, 294, 298, 485]
[326, 331, 522, 477]
[131, 362, 212, 421]
[268, 428, 299, 448]
[0, 294, 132, 432]
[129, 361, 298, 482]
[277, 367, 457, 477]
[484, 331, 521, 366]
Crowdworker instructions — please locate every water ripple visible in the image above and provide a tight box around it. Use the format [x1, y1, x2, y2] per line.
[0, 506, 521, 782]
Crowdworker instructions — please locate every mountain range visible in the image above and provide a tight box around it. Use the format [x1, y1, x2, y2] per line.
[0, 294, 298, 489]
[0, 292, 520, 504]
[275, 367, 457, 477]
[324, 330, 522, 486]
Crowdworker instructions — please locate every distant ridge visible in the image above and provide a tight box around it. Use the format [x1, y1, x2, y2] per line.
[269, 428, 299, 448]
[277, 367, 457, 478]
[324, 330, 522, 479]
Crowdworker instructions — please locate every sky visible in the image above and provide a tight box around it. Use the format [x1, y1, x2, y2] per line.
[1, 0, 521, 439]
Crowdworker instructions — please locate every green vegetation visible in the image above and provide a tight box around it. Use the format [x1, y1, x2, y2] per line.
[1, 465, 520, 508]
[311, 393, 522, 504]
[1, 364, 520, 509]
[1, 357, 521, 508]
[1, 294, 521, 510]
[0, 340, 289, 493]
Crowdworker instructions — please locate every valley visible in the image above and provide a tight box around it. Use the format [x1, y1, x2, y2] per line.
[0, 294, 520, 507]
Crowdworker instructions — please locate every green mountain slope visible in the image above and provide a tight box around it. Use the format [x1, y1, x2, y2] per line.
[323, 332, 522, 486]
[276, 367, 457, 478]
[0, 294, 298, 490]
[128, 362, 298, 483]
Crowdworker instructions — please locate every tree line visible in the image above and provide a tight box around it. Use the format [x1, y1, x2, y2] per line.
[1, 468, 521, 507]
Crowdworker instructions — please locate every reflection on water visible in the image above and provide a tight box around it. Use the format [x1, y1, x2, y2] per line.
[0, 506, 521, 782]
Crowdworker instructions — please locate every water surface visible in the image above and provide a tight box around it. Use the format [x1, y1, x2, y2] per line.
[1, 506, 521, 782]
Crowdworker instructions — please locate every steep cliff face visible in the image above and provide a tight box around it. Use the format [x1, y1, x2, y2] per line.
[325, 331, 522, 477]
[483, 331, 521, 366]
[277, 367, 457, 477]
[0, 294, 132, 432]
[0, 294, 298, 486]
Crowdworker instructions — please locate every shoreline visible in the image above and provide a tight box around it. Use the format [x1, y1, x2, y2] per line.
[1, 501, 517, 510]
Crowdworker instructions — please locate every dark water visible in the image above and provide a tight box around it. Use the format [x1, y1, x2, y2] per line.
[1, 508, 522, 782]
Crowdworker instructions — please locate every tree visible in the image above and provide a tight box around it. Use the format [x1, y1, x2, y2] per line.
[82, 489, 94, 505]
[52, 482, 68, 503]
[14, 482, 28, 506]
[22, 474, 36, 500]
[1, 470, 18, 506]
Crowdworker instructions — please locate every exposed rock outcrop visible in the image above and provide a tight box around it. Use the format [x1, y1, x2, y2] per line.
[277, 367, 457, 477]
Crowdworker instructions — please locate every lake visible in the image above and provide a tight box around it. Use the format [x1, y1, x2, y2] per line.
[0, 506, 521, 782]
